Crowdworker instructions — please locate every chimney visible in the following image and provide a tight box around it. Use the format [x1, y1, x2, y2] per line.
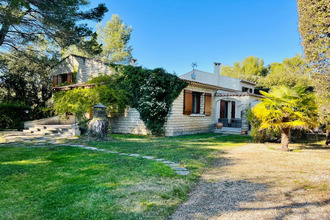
[130, 58, 137, 67]
[213, 62, 221, 86]
[214, 62, 221, 75]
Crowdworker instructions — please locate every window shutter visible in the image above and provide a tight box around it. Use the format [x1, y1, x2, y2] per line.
[89, 107, 93, 119]
[53, 75, 58, 87]
[67, 73, 73, 84]
[204, 93, 212, 116]
[183, 90, 192, 115]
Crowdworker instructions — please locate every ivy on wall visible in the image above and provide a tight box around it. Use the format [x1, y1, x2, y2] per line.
[53, 65, 188, 136]
[118, 66, 188, 135]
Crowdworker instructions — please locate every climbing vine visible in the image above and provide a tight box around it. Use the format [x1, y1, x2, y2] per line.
[118, 66, 188, 135]
[53, 65, 187, 136]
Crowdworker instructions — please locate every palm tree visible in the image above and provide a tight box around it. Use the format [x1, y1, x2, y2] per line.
[252, 86, 317, 151]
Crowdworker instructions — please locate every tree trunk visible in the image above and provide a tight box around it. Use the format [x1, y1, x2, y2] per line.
[0, 23, 9, 47]
[326, 129, 330, 146]
[281, 127, 290, 151]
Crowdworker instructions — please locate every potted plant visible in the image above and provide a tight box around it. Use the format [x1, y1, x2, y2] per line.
[216, 122, 223, 130]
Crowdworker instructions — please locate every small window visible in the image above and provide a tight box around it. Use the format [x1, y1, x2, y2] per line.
[192, 92, 201, 114]
[61, 74, 68, 84]
[242, 87, 249, 92]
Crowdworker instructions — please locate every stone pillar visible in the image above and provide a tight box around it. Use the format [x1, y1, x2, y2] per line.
[241, 108, 249, 132]
[88, 103, 109, 138]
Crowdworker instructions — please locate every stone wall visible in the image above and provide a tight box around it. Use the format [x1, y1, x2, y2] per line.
[52, 55, 114, 83]
[109, 84, 219, 136]
[164, 84, 218, 136]
[109, 107, 149, 135]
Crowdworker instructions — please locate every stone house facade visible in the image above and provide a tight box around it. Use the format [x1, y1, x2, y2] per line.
[52, 54, 261, 136]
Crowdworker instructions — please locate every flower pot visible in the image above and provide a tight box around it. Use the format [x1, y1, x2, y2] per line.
[216, 122, 223, 130]
[241, 130, 247, 135]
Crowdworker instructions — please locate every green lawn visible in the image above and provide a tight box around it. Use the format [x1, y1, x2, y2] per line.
[0, 134, 251, 219]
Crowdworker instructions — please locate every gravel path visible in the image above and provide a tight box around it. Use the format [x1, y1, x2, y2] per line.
[169, 144, 330, 220]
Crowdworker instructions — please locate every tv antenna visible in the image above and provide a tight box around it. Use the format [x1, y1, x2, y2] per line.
[191, 62, 197, 80]
[191, 62, 197, 70]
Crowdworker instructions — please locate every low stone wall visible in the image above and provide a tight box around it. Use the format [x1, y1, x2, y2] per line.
[109, 108, 149, 135]
[24, 115, 76, 129]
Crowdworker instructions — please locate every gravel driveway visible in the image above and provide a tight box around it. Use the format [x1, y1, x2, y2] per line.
[169, 144, 330, 220]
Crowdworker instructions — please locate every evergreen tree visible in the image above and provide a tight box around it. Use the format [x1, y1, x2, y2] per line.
[259, 54, 311, 88]
[97, 14, 133, 63]
[221, 56, 268, 83]
[297, 0, 330, 145]
[0, 0, 107, 54]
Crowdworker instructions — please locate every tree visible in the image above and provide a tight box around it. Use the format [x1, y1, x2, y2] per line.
[221, 56, 268, 83]
[0, 0, 107, 53]
[0, 47, 57, 118]
[259, 54, 311, 88]
[97, 14, 133, 63]
[53, 87, 99, 123]
[252, 86, 317, 151]
[297, 0, 330, 145]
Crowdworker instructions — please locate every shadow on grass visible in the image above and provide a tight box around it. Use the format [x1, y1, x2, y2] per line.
[296, 143, 330, 150]
[169, 178, 268, 219]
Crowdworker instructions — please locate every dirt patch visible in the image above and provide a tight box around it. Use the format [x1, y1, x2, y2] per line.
[169, 144, 330, 220]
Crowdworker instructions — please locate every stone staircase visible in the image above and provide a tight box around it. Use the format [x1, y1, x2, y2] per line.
[23, 124, 75, 138]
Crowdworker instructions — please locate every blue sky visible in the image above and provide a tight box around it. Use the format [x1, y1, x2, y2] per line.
[88, 0, 302, 75]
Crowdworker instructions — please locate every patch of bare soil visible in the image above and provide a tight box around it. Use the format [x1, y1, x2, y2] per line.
[169, 144, 330, 220]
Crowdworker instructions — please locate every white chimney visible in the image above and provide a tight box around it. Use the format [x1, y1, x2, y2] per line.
[213, 62, 221, 86]
[130, 58, 137, 66]
[214, 62, 221, 75]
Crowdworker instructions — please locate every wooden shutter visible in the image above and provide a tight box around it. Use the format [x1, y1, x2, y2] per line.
[53, 75, 58, 87]
[89, 107, 93, 119]
[204, 93, 212, 116]
[67, 73, 73, 84]
[220, 100, 225, 118]
[183, 90, 192, 115]
[231, 101, 236, 119]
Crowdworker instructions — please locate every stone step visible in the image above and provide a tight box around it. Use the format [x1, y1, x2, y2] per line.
[24, 124, 75, 138]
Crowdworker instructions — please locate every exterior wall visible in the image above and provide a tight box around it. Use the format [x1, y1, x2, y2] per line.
[179, 69, 247, 92]
[164, 84, 218, 136]
[180, 70, 219, 87]
[219, 76, 242, 91]
[240, 81, 255, 93]
[52, 55, 114, 83]
[109, 84, 219, 136]
[109, 107, 149, 135]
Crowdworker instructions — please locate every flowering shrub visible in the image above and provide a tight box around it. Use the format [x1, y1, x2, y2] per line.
[119, 66, 188, 135]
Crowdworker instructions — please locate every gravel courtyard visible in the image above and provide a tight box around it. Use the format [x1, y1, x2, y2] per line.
[170, 143, 330, 220]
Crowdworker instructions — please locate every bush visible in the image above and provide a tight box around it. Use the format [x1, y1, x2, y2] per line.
[246, 108, 279, 142]
[0, 102, 30, 129]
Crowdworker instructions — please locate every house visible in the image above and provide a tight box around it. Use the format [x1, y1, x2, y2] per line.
[50, 54, 261, 136]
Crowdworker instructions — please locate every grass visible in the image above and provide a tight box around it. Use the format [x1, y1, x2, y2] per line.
[0, 133, 251, 219]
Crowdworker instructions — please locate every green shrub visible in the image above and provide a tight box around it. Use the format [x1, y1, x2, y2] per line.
[54, 65, 188, 136]
[0, 102, 30, 129]
[246, 108, 279, 142]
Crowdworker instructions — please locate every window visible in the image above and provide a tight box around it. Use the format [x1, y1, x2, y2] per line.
[53, 73, 73, 87]
[242, 87, 249, 92]
[192, 92, 201, 113]
[183, 90, 212, 116]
